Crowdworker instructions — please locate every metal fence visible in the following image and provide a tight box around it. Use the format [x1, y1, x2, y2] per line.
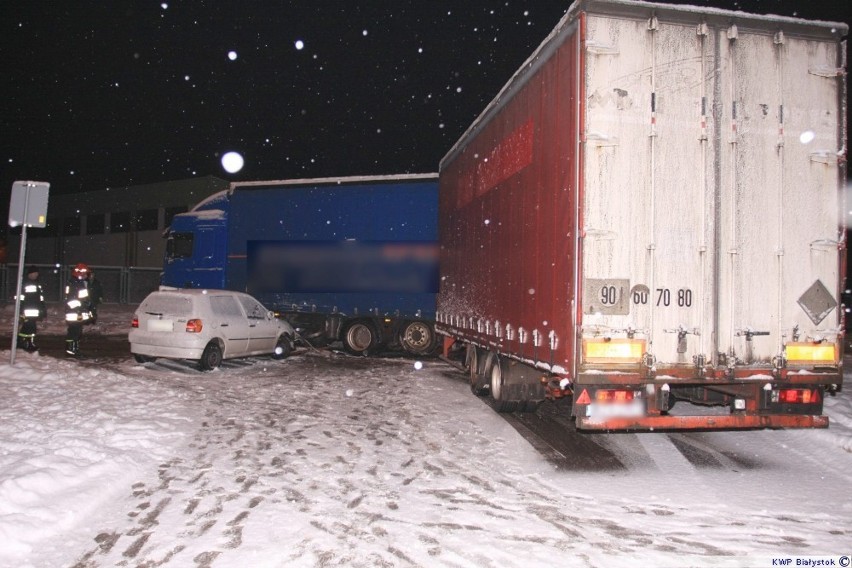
[0, 264, 162, 305]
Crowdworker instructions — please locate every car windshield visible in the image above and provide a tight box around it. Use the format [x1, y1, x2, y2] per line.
[141, 294, 193, 316]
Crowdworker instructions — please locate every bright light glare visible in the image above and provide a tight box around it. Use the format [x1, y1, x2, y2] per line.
[295, 40, 305, 50]
[799, 130, 815, 144]
[414, 361, 423, 370]
[221, 151, 244, 173]
[228, 51, 238, 61]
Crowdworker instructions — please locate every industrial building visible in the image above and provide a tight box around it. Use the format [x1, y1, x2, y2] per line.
[2, 176, 228, 303]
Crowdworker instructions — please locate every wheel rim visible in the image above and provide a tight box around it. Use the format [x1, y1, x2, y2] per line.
[403, 322, 431, 350]
[346, 324, 373, 352]
[206, 344, 222, 368]
[490, 360, 502, 400]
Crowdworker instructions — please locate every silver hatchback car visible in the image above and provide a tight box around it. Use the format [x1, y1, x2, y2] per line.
[129, 288, 296, 370]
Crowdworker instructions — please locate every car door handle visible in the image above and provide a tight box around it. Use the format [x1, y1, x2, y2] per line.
[220, 323, 229, 327]
[249, 324, 257, 328]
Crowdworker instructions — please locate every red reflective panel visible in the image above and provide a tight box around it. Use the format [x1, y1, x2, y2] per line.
[595, 390, 634, 404]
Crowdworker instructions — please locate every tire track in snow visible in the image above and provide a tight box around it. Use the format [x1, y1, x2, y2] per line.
[67, 352, 844, 566]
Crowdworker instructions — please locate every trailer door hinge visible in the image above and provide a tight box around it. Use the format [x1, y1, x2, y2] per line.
[808, 66, 844, 78]
[809, 151, 840, 165]
[585, 40, 618, 55]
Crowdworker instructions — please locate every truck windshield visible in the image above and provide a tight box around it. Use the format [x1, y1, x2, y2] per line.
[166, 232, 194, 259]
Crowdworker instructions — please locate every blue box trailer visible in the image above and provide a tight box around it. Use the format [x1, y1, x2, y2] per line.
[162, 174, 440, 355]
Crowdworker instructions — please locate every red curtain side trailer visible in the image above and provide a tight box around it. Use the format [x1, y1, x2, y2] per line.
[436, 0, 848, 431]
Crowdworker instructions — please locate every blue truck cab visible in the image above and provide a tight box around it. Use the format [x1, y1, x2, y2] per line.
[162, 174, 439, 356]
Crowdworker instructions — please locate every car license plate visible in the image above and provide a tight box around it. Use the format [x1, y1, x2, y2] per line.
[147, 319, 174, 332]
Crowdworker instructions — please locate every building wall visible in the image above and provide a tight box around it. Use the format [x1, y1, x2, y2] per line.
[5, 176, 228, 268]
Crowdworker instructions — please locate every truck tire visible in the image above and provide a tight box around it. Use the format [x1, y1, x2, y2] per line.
[487, 355, 517, 412]
[198, 341, 223, 371]
[400, 321, 437, 355]
[272, 334, 292, 360]
[342, 321, 378, 356]
[467, 345, 488, 396]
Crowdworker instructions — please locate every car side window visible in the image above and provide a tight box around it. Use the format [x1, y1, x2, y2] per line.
[237, 296, 266, 319]
[210, 296, 243, 319]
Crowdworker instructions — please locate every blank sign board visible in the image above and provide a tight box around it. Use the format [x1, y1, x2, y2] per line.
[8, 181, 50, 228]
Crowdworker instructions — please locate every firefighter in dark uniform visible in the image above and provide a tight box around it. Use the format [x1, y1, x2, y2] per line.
[64, 263, 94, 356]
[19, 265, 46, 353]
[87, 268, 104, 324]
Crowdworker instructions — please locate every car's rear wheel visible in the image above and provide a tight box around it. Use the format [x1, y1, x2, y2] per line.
[133, 354, 154, 364]
[198, 341, 223, 371]
[272, 335, 292, 360]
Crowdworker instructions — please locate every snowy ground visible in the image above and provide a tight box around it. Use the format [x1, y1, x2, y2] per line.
[0, 303, 851, 568]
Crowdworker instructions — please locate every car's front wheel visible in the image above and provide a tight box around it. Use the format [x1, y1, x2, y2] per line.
[272, 335, 293, 360]
[198, 341, 223, 371]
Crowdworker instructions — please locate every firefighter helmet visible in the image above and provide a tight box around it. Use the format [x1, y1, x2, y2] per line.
[72, 263, 90, 280]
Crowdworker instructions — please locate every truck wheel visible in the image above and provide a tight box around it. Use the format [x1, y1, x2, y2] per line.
[198, 341, 223, 371]
[467, 345, 488, 396]
[488, 356, 517, 412]
[400, 321, 436, 355]
[272, 335, 292, 360]
[342, 321, 377, 356]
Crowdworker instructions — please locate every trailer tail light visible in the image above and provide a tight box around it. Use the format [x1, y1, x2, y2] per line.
[771, 388, 820, 404]
[582, 338, 645, 363]
[784, 342, 837, 365]
[186, 319, 203, 333]
[132, 317, 139, 328]
[594, 389, 637, 403]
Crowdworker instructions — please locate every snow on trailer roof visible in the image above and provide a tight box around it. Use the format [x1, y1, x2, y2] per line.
[188, 189, 230, 212]
[581, 0, 848, 34]
[226, 173, 439, 195]
[440, 0, 848, 169]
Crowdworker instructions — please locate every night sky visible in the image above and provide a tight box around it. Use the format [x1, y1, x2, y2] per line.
[1, 1, 849, 201]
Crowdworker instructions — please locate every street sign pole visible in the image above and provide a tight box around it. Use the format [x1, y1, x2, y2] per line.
[11, 224, 28, 365]
[8, 181, 50, 365]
